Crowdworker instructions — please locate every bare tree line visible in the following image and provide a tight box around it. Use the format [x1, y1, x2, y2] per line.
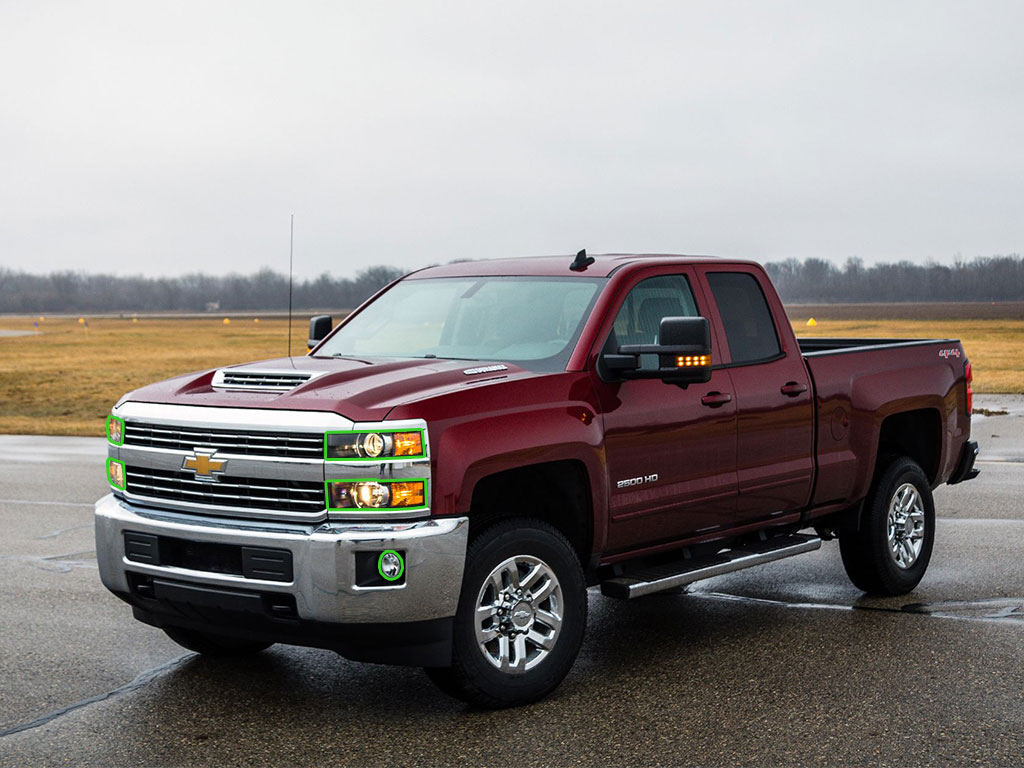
[0, 255, 1021, 313]
[765, 254, 1023, 303]
[0, 266, 405, 313]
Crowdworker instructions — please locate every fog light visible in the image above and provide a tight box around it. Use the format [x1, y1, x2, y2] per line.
[378, 550, 405, 581]
[107, 415, 124, 445]
[107, 458, 126, 490]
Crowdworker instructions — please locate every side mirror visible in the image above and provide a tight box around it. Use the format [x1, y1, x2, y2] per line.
[601, 316, 713, 386]
[308, 315, 333, 350]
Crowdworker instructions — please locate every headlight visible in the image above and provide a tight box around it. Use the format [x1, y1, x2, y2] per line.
[107, 458, 126, 490]
[107, 415, 124, 445]
[326, 480, 426, 511]
[326, 430, 425, 460]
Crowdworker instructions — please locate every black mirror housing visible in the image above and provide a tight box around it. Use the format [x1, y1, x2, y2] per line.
[602, 316, 713, 386]
[308, 315, 333, 350]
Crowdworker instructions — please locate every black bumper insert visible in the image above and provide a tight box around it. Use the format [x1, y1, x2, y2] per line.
[123, 531, 293, 582]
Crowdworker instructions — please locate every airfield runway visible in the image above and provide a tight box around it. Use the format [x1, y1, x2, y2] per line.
[0, 398, 1021, 767]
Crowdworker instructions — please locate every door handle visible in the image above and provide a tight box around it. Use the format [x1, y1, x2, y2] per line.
[700, 392, 733, 408]
[780, 381, 808, 397]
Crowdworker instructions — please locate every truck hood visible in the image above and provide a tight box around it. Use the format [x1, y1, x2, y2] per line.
[122, 356, 539, 422]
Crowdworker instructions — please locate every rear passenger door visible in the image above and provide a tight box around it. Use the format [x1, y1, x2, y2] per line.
[698, 267, 814, 524]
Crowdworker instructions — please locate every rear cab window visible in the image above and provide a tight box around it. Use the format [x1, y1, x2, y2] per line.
[705, 272, 781, 365]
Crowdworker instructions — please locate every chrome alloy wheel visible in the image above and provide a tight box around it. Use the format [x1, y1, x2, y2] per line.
[886, 482, 926, 569]
[474, 555, 563, 674]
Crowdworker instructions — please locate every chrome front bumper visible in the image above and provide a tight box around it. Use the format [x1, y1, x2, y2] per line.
[94, 494, 468, 625]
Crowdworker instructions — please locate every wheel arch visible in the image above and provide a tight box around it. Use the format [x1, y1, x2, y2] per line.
[466, 459, 595, 569]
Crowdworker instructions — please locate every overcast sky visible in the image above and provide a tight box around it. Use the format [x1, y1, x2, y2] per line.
[1, 1, 1021, 279]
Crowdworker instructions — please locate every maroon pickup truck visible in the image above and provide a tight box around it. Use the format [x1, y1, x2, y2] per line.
[96, 253, 979, 707]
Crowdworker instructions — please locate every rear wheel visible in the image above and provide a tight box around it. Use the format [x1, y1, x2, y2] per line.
[840, 457, 935, 595]
[425, 518, 587, 708]
[163, 626, 273, 657]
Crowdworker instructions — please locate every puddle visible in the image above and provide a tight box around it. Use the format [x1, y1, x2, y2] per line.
[902, 598, 1024, 624]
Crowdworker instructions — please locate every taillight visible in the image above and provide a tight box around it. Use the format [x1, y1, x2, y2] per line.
[965, 360, 973, 414]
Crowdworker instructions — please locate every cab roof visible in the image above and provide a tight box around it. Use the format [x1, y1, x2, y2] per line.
[407, 253, 727, 279]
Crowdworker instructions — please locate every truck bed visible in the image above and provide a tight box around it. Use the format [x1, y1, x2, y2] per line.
[797, 337, 960, 355]
[797, 336, 971, 513]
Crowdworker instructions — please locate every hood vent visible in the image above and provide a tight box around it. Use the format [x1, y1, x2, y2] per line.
[212, 369, 320, 392]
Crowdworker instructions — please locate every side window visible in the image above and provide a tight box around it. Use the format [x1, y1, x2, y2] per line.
[609, 276, 698, 370]
[706, 272, 781, 364]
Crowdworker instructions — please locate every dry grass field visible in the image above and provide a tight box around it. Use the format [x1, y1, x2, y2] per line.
[787, 302, 1024, 396]
[0, 314, 329, 436]
[0, 302, 1021, 436]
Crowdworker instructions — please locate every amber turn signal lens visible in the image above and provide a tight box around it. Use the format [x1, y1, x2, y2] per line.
[675, 355, 711, 368]
[388, 481, 425, 507]
[393, 432, 423, 457]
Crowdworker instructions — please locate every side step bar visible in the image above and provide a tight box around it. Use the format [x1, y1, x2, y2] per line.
[600, 534, 822, 599]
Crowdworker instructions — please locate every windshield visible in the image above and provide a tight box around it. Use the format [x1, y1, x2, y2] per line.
[316, 276, 605, 371]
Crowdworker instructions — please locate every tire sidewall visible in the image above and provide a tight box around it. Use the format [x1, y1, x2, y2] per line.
[451, 520, 587, 703]
[868, 460, 935, 591]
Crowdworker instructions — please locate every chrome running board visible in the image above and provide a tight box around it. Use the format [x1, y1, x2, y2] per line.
[600, 534, 822, 599]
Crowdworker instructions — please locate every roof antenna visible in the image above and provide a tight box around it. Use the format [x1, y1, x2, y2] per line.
[569, 248, 595, 272]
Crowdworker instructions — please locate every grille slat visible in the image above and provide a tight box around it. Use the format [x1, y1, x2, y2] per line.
[126, 467, 325, 513]
[124, 423, 323, 459]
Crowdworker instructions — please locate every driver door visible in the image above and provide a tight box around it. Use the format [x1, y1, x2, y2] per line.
[589, 269, 738, 555]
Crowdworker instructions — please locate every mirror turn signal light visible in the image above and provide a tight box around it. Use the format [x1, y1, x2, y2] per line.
[676, 355, 711, 368]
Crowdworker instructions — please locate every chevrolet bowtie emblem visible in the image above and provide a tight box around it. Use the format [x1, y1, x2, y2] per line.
[182, 450, 226, 481]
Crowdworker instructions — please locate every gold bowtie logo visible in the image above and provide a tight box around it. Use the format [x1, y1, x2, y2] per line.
[183, 451, 226, 480]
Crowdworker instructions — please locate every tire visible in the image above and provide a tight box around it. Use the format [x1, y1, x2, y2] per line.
[425, 518, 587, 708]
[840, 457, 935, 595]
[163, 626, 273, 657]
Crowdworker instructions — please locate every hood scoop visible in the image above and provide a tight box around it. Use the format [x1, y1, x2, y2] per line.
[463, 364, 509, 376]
[212, 369, 324, 392]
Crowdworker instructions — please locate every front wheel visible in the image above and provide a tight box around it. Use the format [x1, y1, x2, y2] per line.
[840, 457, 935, 595]
[425, 518, 587, 708]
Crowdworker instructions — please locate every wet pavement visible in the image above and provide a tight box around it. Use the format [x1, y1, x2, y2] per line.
[1, 397, 1021, 767]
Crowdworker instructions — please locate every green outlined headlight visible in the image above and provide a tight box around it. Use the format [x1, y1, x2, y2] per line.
[325, 479, 427, 511]
[325, 430, 425, 460]
[107, 415, 124, 445]
[107, 458, 126, 490]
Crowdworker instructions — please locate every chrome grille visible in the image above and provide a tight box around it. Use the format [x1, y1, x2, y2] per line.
[124, 423, 323, 459]
[213, 369, 314, 391]
[125, 466, 325, 514]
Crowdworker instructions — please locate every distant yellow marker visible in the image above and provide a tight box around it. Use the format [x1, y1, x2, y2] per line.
[38, 316, 45, 322]
[806, 318, 818, 327]
[253, 318, 259, 323]
[132, 317, 138, 323]
[223, 318, 231, 325]
[78, 317, 85, 325]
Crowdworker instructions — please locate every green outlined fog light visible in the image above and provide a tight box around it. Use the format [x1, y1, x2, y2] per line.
[378, 550, 405, 581]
